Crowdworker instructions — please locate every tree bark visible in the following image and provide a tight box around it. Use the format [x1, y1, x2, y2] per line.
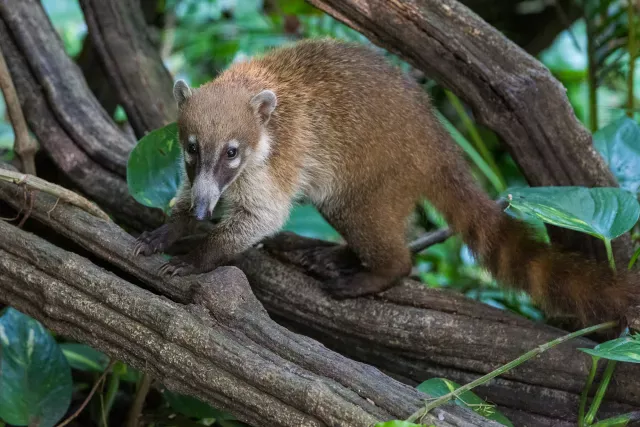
[0, 0, 162, 231]
[459, 0, 581, 55]
[0, 183, 496, 427]
[79, 0, 176, 138]
[304, 0, 632, 267]
[1, 170, 639, 427]
[1, 0, 639, 425]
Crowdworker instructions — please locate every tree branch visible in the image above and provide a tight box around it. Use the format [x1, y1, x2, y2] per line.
[0, 215, 495, 427]
[1, 171, 639, 427]
[0, 0, 162, 231]
[0, 45, 36, 175]
[78, 0, 176, 138]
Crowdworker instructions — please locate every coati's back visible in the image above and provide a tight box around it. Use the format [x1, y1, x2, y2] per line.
[181, 38, 640, 326]
[215, 38, 456, 197]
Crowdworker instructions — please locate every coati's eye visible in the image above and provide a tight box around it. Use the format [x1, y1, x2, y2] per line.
[227, 147, 238, 159]
[187, 141, 197, 155]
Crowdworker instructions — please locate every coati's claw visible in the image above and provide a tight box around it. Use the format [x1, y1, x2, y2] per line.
[134, 225, 176, 257]
[158, 258, 193, 276]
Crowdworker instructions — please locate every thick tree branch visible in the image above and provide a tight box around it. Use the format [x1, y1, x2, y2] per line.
[0, 215, 495, 427]
[78, 0, 176, 138]
[0, 1, 162, 231]
[1, 173, 639, 427]
[305, 0, 632, 263]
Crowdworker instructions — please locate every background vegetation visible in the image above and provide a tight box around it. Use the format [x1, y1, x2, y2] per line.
[1, 0, 639, 426]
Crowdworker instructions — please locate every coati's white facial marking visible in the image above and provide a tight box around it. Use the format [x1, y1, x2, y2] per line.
[227, 139, 241, 169]
[254, 132, 271, 164]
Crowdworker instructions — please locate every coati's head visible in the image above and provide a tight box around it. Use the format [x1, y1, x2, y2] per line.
[173, 79, 277, 220]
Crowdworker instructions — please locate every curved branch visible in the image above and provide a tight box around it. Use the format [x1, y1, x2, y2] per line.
[1, 171, 639, 426]
[0, 216, 493, 427]
[0, 1, 162, 231]
[78, 0, 176, 138]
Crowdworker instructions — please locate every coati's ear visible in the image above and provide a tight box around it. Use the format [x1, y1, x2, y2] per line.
[250, 90, 277, 124]
[173, 79, 193, 108]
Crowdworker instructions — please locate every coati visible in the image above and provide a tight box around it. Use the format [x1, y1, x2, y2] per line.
[134, 38, 639, 325]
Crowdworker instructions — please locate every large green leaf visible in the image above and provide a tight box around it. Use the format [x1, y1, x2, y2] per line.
[60, 342, 109, 372]
[163, 390, 235, 420]
[504, 186, 640, 241]
[594, 117, 640, 194]
[127, 122, 183, 212]
[0, 308, 72, 427]
[579, 334, 640, 363]
[416, 378, 513, 426]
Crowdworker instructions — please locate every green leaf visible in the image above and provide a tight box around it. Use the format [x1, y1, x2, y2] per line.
[60, 343, 109, 372]
[374, 422, 432, 427]
[163, 390, 235, 420]
[416, 378, 513, 426]
[579, 334, 640, 363]
[0, 308, 73, 427]
[127, 122, 183, 212]
[594, 117, 640, 194]
[591, 412, 640, 427]
[283, 204, 341, 241]
[504, 186, 640, 241]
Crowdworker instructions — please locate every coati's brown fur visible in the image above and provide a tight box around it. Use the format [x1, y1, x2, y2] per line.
[134, 38, 640, 325]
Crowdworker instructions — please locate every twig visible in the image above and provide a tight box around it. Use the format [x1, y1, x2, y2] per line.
[0, 46, 37, 175]
[16, 189, 35, 228]
[408, 228, 452, 254]
[406, 321, 619, 423]
[126, 372, 152, 427]
[0, 168, 110, 221]
[56, 359, 117, 427]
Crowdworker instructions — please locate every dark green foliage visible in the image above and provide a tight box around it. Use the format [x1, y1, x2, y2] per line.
[0, 308, 73, 427]
[593, 116, 640, 193]
[60, 343, 110, 372]
[416, 378, 513, 426]
[579, 334, 640, 363]
[504, 186, 640, 241]
[163, 390, 238, 421]
[127, 122, 182, 213]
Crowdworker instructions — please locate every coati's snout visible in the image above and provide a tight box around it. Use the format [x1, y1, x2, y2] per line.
[189, 138, 242, 220]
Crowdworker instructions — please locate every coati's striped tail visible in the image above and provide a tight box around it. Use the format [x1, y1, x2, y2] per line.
[424, 156, 639, 325]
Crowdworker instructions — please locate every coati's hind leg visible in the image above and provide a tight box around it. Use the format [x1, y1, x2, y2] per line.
[319, 194, 414, 298]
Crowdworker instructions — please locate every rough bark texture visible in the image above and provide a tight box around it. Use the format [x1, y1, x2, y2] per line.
[0, 181, 495, 427]
[0, 0, 162, 231]
[2, 171, 640, 427]
[1, 0, 639, 425]
[459, 0, 581, 55]
[305, 0, 632, 263]
[79, 0, 176, 138]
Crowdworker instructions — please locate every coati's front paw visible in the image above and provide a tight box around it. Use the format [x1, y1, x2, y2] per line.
[158, 256, 196, 276]
[157, 253, 219, 277]
[133, 224, 179, 256]
[323, 273, 400, 299]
